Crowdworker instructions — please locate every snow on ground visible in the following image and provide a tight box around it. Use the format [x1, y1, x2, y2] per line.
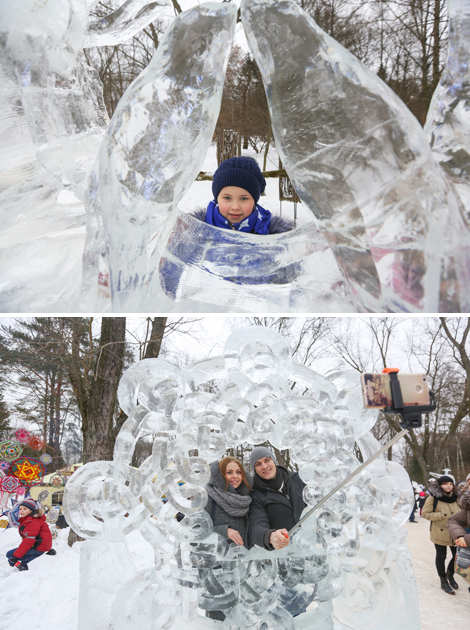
[0, 525, 81, 627]
[404, 515, 469, 629]
[1, 514, 468, 629]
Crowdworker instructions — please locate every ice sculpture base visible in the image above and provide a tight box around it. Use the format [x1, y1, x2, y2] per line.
[108, 208, 357, 313]
[78, 539, 137, 630]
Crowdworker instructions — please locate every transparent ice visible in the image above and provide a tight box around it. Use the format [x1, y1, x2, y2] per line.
[64, 325, 420, 630]
[1, 0, 469, 312]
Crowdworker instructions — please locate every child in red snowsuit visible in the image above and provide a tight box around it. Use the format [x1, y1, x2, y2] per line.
[6, 497, 52, 571]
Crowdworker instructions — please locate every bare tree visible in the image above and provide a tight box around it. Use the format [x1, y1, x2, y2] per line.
[67, 318, 127, 463]
[247, 317, 333, 371]
[369, 0, 448, 124]
[327, 317, 470, 482]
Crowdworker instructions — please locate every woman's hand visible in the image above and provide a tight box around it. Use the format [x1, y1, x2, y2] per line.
[455, 537, 468, 548]
[227, 527, 244, 546]
[269, 529, 290, 550]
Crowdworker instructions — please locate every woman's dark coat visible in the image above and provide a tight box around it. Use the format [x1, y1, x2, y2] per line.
[191, 208, 294, 234]
[248, 466, 306, 550]
[447, 490, 470, 548]
[204, 461, 252, 547]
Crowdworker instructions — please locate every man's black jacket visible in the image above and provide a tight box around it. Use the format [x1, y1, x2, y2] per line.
[248, 466, 306, 549]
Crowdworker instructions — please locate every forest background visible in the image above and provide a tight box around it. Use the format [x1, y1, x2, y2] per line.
[84, 0, 451, 169]
[1, 316, 469, 488]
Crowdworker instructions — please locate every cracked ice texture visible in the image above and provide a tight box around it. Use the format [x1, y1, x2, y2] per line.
[241, 0, 470, 313]
[0, 0, 111, 310]
[84, 0, 171, 47]
[81, 2, 237, 311]
[63, 326, 420, 630]
[1, 0, 470, 313]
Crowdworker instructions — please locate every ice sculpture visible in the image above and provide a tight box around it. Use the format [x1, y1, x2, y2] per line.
[81, 2, 238, 312]
[63, 326, 420, 630]
[1, 0, 469, 313]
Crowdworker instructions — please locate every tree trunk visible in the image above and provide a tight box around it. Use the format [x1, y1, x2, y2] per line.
[144, 317, 167, 359]
[67, 529, 85, 546]
[432, 0, 442, 92]
[84, 318, 127, 462]
[68, 317, 127, 464]
[67, 318, 126, 546]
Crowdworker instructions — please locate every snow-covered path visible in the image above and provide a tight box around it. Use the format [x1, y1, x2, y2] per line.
[404, 515, 469, 629]
[1, 516, 468, 629]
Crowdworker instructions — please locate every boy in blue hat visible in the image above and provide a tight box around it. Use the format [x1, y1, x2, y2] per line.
[193, 157, 293, 234]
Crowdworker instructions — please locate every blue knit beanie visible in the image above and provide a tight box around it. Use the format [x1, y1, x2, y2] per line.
[212, 157, 266, 204]
[19, 497, 38, 513]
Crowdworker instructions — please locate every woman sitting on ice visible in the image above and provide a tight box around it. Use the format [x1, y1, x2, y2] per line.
[192, 156, 293, 234]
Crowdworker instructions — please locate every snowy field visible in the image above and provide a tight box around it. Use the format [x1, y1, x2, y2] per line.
[1, 514, 468, 629]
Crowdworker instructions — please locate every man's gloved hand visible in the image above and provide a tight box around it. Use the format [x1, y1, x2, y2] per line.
[8, 556, 21, 567]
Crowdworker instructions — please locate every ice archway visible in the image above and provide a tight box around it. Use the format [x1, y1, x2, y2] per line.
[63, 325, 420, 630]
[1, 0, 469, 312]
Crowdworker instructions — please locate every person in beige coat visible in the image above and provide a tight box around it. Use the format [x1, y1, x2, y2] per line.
[447, 488, 470, 593]
[422, 476, 461, 595]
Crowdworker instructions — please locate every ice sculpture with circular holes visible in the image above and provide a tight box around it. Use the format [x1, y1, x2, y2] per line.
[64, 326, 420, 630]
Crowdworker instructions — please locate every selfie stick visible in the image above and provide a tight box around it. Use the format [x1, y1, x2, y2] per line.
[288, 428, 409, 536]
[289, 369, 435, 536]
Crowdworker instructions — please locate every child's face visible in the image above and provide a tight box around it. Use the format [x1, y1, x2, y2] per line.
[19, 506, 32, 517]
[217, 186, 255, 223]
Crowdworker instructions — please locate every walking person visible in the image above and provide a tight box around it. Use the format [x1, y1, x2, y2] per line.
[447, 488, 470, 593]
[422, 476, 461, 594]
[204, 457, 252, 621]
[409, 483, 418, 522]
[6, 497, 52, 571]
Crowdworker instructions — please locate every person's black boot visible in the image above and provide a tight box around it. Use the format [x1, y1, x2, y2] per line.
[440, 576, 455, 594]
[446, 569, 459, 590]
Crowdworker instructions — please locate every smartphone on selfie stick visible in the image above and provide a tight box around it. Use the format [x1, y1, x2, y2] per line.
[361, 368, 436, 429]
[290, 368, 437, 536]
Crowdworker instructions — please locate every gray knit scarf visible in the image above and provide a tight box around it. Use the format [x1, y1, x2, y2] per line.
[206, 485, 252, 517]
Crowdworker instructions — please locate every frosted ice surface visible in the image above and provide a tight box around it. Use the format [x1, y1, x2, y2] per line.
[85, 0, 171, 47]
[0, 0, 110, 311]
[426, 0, 470, 192]
[81, 3, 237, 311]
[64, 326, 420, 630]
[424, 0, 470, 306]
[241, 0, 470, 313]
